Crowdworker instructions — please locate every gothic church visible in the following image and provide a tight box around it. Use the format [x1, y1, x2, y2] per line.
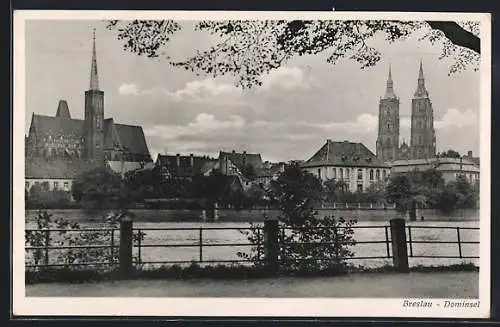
[376, 62, 436, 163]
[25, 31, 152, 181]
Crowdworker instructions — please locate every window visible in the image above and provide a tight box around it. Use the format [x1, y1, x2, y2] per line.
[382, 170, 387, 179]
[53, 181, 59, 190]
[339, 168, 343, 180]
[357, 169, 363, 180]
[376, 169, 380, 180]
[332, 168, 336, 179]
[346, 168, 350, 179]
[369, 169, 374, 180]
[63, 182, 69, 190]
[25, 181, 30, 189]
[318, 168, 321, 179]
[357, 183, 363, 192]
[387, 123, 390, 131]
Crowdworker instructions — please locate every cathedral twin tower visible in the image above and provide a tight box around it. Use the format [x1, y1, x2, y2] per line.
[376, 62, 436, 163]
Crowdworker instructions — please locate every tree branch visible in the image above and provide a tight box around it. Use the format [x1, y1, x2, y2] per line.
[425, 21, 480, 54]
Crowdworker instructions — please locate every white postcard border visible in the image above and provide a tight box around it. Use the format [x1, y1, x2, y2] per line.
[12, 10, 492, 318]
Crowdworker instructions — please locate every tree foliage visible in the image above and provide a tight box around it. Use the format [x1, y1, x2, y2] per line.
[386, 169, 478, 215]
[238, 162, 357, 272]
[267, 162, 323, 227]
[106, 19, 480, 88]
[71, 167, 124, 212]
[437, 149, 462, 158]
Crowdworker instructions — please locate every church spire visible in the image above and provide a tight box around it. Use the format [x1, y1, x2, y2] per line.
[414, 60, 428, 98]
[384, 64, 396, 99]
[89, 28, 99, 91]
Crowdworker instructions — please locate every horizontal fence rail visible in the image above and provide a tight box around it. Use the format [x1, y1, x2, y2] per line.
[25, 221, 479, 273]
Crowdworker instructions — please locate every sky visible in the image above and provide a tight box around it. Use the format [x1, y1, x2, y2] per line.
[24, 20, 481, 163]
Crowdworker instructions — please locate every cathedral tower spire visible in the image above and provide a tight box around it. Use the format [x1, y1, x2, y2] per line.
[414, 59, 428, 98]
[84, 28, 105, 163]
[410, 60, 436, 159]
[384, 64, 396, 99]
[376, 65, 400, 163]
[89, 28, 99, 90]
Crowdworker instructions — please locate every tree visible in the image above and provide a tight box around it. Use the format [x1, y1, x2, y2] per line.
[438, 149, 461, 158]
[323, 178, 348, 202]
[71, 167, 124, 212]
[268, 162, 323, 226]
[106, 20, 479, 88]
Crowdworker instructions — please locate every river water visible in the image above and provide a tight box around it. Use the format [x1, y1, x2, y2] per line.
[25, 209, 481, 269]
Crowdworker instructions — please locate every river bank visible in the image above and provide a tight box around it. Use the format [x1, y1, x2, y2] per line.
[25, 207, 480, 223]
[26, 270, 478, 298]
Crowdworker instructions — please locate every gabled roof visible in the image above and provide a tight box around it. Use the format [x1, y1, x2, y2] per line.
[303, 140, 390, 168]
[31, 114, 85, 139]
[219, 151, 264, 171]
[55, 100, 71, 119]
[113, 123, 150, 156]
[29, 114, 150, 158]
[156, 154, 218, 177]
[25, 158, 100, 179]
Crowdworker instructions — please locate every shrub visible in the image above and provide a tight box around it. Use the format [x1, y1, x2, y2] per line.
[237, 163, 358, 273]
[25, 210, 146, 273]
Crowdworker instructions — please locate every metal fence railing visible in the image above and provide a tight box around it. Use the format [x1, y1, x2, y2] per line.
[25, 222, 479, 272]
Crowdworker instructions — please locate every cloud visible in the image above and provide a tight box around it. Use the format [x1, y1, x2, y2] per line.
[118, 83, 139, 95]
[435, 108, 478, 131]
[117, 79, 242, 103]
[307, 113, 379, 133]
[259, 66, 312, 93]
[144, 113, 245, 141]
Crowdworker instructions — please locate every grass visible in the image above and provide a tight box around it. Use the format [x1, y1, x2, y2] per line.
[25, 262, 478, 284]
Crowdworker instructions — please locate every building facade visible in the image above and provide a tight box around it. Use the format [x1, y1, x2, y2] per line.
[391, 157, 479, 184]
[302, 140, 391, 192]
[25, 30, 152, 191]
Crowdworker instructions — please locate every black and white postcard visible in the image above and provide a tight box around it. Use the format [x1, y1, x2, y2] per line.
[13, 10, 491, 318]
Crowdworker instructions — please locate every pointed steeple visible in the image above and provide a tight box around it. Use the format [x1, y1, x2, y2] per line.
[384, 64, 396, 99]
[414, 60, 428, 98]
[89, 28, 99, 91]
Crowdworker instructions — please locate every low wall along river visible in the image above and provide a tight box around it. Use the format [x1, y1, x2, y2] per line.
[25, 208, 479, 223]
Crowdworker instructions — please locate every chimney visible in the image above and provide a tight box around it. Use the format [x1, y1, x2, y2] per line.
[190, 153, 194, 167]
[176, 153, 180, 167]
[232, 150, 236, 154]
[468, 150, 473, 158]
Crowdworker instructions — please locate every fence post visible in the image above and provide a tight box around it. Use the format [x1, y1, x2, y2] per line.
[119, 213, 134, 278]
[264, 218, 279, 276]
[389, 218, 409, 273]
[44, 229, 50, 267]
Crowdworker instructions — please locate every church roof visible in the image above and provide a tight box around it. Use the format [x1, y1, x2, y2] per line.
[303, 140, 390, 168]
[113, 123, 150, 155]
[55, 100, 71, 119]
[32, 114, 85, 138]
[25, 158, 101, 179]
[30, 114, 150, 157]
